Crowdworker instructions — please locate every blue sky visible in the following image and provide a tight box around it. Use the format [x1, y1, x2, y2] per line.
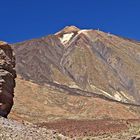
[0, 0, 140, 43]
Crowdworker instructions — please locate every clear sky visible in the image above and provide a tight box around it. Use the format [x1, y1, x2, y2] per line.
[0, 0, 140, 43]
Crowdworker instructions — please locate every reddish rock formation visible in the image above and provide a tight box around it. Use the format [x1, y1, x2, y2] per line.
[0, 41, 16, 118]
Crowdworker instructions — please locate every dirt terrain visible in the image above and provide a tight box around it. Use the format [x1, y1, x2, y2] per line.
[38, 119, 140, 139]
[9, 77, 140, 123]
[8, 76, 140, 139]
[1, 116, 140, 140]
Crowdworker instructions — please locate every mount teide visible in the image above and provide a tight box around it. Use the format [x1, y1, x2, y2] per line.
[12, 26, 140, 104]
[9, 26, 140, 123]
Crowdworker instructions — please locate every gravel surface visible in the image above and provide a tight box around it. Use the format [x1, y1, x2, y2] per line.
[0, 117, 67, 140]
[1, 117, 140, 140]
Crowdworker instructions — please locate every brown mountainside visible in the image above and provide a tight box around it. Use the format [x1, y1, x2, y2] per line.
[12, 26, 140, 105]
[9, 76, 140, 123]
[8, 26, 140, 139]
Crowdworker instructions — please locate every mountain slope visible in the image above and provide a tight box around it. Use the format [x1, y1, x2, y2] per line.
[9, 76, 140, 139]
[12, 26, 140, 105]
[9, 76, 140, 123]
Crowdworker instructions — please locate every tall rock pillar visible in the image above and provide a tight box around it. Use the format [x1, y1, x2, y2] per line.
[0, 41, 16, 118]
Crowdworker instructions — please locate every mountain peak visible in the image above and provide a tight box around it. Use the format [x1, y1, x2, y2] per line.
[55, 25, 80, 35]
[63, 25, 80, 31]
[0, 41, 7, 45]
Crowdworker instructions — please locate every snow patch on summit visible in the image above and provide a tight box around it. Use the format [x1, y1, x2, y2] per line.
[59, 33, 74, 45]
[78, 29, 89, 34]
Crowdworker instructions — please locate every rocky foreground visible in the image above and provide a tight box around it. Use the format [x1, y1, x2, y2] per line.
[0, 117, 68, 140]
[1, 117, 140, 140]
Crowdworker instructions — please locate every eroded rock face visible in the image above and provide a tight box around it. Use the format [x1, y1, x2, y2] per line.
[0, 41, 16, 117]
